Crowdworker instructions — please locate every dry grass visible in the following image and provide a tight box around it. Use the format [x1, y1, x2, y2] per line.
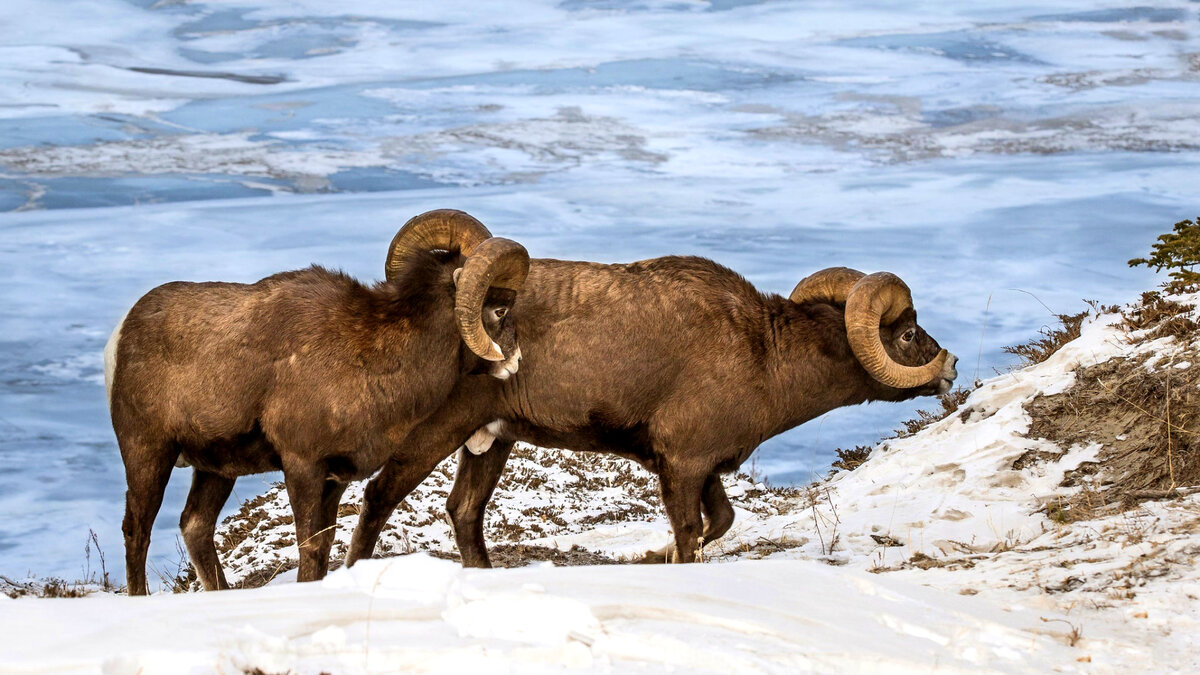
[1003, 310, 1090, 368]
[830, 445, 872, 473]
[894, 387, 972, 438]
[1, 529, 125, 598]
[1026, 350, 1200, 504]
[1, 575, 94, 599]
[432, 543, 623, 567]
[1121, 291, 1196, 340]
[1020, 290, 1200, 521]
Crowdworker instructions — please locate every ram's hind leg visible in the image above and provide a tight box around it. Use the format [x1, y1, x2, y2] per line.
[700, 473, 735, 544]
[447, 441, 514, 568]
[642, 471, 732, 564]
[120, 436, 179, 595]
[180, 469, 235, 591]
[658, 463, 707, 564]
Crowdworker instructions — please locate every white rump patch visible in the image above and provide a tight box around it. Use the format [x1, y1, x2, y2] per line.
[103, 311, 129, 409]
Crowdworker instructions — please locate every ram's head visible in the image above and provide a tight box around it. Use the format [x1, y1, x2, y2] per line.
[790, 267, 958, 396]
[386, 210, 530, 380]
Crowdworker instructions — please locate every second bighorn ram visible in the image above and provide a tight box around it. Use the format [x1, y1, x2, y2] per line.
[106, 210, 528, 594]
[345, 250, 958, 567]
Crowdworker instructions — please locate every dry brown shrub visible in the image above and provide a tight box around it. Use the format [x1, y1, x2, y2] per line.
[895, 387, 972, 438]
[1121, 291, 1196, 340]
[1003, 310, 1089, 368]
[830, 445, 872, 473]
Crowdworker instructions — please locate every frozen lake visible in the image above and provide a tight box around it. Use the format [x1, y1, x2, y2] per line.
[1, 0, 1197, 579]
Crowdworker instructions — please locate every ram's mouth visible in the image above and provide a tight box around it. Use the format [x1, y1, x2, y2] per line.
[933, 353, 960, 395]
[490, 346, 522, 380]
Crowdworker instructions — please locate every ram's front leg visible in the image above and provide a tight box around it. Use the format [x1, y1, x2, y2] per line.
[346, 450, 447, 566]
[448, 440, 514, 568]
[282, 460, 337, 583]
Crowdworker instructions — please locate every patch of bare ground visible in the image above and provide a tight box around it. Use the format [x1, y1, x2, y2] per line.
[1, 576, 93, 599]
[1022, 294, 1200, 521]
[433, 544, 623, 567]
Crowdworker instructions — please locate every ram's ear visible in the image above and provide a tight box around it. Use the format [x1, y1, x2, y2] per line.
[453, 267, 463, 286]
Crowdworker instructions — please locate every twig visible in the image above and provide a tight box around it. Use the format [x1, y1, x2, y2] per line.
[975, 292, 993, 383]
[1009, 288, 1058, 317]
[1040, 617, 1084, 647]
[263, 523, 340, 585]
[810, 500, 826, 555]
[1127, 486, 1200, 499]
[1166, 363, 1176, 490]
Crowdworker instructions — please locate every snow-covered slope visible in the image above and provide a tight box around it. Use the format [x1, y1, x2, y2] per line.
[2, 555, 1084, 674]
[4, 297, 1199, 672]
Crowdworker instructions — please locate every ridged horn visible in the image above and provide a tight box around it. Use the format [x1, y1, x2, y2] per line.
[454, 237, 530, 361]
[385, 209, 492, 282]
[844, 272, 948, 389]
[789, 267, 866, 305]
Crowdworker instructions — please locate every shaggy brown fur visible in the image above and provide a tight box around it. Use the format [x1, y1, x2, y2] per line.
[346, 255, 957, 567]
[109, 250, 520, 595]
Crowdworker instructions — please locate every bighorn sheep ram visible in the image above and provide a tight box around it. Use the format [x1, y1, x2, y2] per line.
[106, 210, 528, 595]
[345, 255, 957, 567]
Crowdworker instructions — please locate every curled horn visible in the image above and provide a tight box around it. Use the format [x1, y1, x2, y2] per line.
[789, 267, 865, 305]
[453, 237, 530, 361]
[843, 273, 948, 389]
[385, 209, 492, 282]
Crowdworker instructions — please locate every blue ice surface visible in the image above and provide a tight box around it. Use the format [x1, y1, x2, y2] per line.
[398, 58, 804, 94]
[836, 32, 1046, 65]
[1, 0, 1199, 579]
[172, 9, 439, 62]
[1031, 7, 1189, 23]
[0, 115, 167, 151]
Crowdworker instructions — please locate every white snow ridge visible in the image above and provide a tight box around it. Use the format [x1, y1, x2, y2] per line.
[5, 294, 1200, 673]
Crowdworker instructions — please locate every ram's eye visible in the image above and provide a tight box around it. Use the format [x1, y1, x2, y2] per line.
[493, 307, 508, 320]
[901, 329, 916, 343]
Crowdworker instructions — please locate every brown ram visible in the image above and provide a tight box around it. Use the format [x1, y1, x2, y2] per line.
[344, 244, 957, 567]
[105, 210, 528, 594]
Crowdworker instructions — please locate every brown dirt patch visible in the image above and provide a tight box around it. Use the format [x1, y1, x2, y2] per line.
[1024, 343, 1200, 517]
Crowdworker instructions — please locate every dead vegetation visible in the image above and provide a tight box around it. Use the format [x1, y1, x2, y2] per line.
[1021, 292, 1200, 522]
[831, 445, 872, 473]
[433, 543, 623, 568]
[1003, 309, 1090, 368]
[1, 576, 93, 599]
[2, 529, 123, 598]
[1121, 291, 1196, 340]
[894, 387, 973, 438]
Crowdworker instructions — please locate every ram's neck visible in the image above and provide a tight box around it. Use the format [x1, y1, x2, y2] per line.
[756, 297, 874, 440]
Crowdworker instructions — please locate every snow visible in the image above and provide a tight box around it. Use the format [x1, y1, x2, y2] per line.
[1, 0, 1198, 584]
[2, 555, 1087, 673]
[1, 2, 1198, 668]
